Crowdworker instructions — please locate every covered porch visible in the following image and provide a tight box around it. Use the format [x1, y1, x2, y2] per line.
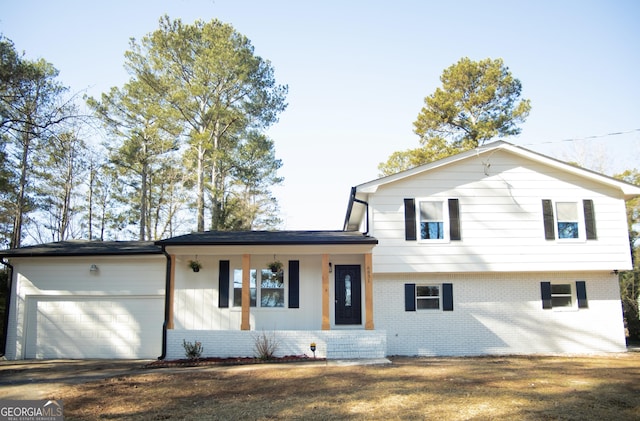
[156, 231, 382, 359]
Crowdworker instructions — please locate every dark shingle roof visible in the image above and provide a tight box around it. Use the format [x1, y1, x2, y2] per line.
[156, 230, 378, 246]
[0, 231, 377, 258]
[0, 240, 162, 257]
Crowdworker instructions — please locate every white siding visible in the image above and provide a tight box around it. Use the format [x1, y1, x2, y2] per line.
[172, 253, 367, 331]
[5, 255, 165, 360]
[369, 150, 632, 273]
[374, 272, 626, 356]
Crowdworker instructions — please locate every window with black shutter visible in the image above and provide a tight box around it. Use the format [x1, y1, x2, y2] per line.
[218, 260, 230, 308]
[288, 260, 300, 308]
[404, 198, 417, 241]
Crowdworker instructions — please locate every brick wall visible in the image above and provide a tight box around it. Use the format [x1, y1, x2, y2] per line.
[167, 329, 387, 360]
[375, 272, 627, 356]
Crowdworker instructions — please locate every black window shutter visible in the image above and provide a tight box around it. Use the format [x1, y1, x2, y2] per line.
[448, 199, 461, 241]
[288, 260, 300, 308]
[583, 200, 597, 240]
[540, 281, 552, 309]
[218, 260, 230, 308]
[404, 198, 417, 241]
[442, 283, 454, 311]
[404, 283, 416, 311]
[542, 199, 555, 240]
[576, 281, 588, 308]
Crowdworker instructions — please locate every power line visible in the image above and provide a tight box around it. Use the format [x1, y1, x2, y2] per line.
[520, 128, 640, 146]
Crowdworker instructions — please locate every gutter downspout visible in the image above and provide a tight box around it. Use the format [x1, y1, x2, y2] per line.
[0, 258, 14, 358]
[353, 196, 370, 235]
[344, 187, 370, 235]
[159, 246, 172, 360]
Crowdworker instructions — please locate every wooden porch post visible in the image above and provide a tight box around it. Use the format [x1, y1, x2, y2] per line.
[364, 253, 374, 330]
[322, 254, 330, 330]
[241, 254, 251, 330]
[167, 254, 175, 329]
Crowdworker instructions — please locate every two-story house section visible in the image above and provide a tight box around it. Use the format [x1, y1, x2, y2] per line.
[344, 141, 640, 356]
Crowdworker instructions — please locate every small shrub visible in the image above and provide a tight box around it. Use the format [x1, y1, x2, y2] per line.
[253, 331, 279, 360]
[183, 339, 203, 360]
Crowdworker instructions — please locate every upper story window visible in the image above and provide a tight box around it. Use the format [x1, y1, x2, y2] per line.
[404, 198, 461, 242]
[420, 201, 445, 240]
[556, 202, 579, 239]
[542, 199, 597, 241]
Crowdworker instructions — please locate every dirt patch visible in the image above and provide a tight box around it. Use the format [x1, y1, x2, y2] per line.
[49, 353, 640, 420]
[145, 354, 324, 368]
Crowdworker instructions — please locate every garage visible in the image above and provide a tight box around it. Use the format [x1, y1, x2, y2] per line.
[1, 241, 167, 360]
[25, 296, 163, 359]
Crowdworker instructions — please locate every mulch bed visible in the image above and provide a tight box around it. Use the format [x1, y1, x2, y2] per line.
[145, 355, 325, 369]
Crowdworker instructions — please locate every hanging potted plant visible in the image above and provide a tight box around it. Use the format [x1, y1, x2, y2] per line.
[267, 260, 283, 273]
[189, 260, 202, 272]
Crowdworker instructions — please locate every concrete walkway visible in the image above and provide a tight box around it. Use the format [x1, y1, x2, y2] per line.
[0, 359, 152, 399]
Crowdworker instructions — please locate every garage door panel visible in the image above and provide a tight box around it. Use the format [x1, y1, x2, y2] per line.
[26, 296, 163, 359]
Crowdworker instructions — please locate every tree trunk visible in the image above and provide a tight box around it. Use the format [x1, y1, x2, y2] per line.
[140, 164, 148, 241]
[11, 131, 31, 249]
[196, 142, 205, 232]
[59, 141, 74, 240]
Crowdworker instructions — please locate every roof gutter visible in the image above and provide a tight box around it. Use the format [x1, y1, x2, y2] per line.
[159, 246, 172, 360]
[0, 258, 14, 358]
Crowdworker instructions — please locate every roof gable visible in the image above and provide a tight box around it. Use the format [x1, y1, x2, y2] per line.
[344, 141, 640, 231]
[355, 141, 640, 198]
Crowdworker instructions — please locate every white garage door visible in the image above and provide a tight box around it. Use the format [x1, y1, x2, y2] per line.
[25, 296, 164, 359]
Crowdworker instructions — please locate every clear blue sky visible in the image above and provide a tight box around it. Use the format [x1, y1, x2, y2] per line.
[2, 0, 639, 230]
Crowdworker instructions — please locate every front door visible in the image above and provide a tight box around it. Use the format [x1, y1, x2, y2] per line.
[335, 265, 362, 325]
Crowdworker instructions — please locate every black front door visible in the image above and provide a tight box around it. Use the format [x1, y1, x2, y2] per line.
[335, 265, 362, 325]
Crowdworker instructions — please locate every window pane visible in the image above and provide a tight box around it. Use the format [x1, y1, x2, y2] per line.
[260, 270, 283, 288]
[420, 202, 443, 220]
[233, 269, 256, 307]
[417, 285, 440, 297]
[420, 222, 444, 239]
[261, 289, 284, 307]
[551, 284, 571, 295]
[552, 296, 572, 307]
[558, 222, 578, 239]
[260, 269, 284, 307]
[556, 202, 578, 221]
[551, 283, 572, 308]
[417, 298, 440, 309]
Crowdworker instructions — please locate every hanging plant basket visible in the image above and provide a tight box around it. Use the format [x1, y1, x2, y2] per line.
[189, 260, 202, 272]
[267, 260, 283, 273]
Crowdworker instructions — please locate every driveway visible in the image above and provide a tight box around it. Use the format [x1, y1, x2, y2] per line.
[0, 359, 152, 399]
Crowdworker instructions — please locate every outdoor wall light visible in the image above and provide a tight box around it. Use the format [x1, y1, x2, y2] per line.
[329, 262, 333, 273]
[89, 264, 99, 273]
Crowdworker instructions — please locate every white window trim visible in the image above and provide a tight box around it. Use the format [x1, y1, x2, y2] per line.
[553, 200, 586, 242]
[416, 284, 441, 310]
[232, 268, 286, 309]
[550, 282, 578, 312]
[416, 199, 450, 243]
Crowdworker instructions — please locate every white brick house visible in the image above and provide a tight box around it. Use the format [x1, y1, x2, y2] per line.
[2, 141, 639, 359]
[344, 141, 640, 355]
